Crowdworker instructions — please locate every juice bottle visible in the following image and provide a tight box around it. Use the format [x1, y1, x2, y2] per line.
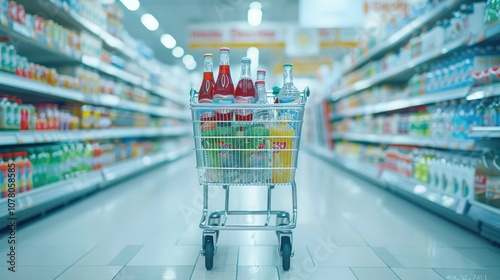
[13, 152, 25, 192]
[0, 153, 7, 197]
[201, 122, 220, 182]
[486, 152, 500, 208]
[22, 151, 32, 191]
[198, 53, 215, 123]
[270, 121, 294, 183]
[0, 94, 11, 129]
[234, 57, 256, 122]
[27, 148, 37, 190]
[213, 47, 235, 122]
[475, 151, 494, 203]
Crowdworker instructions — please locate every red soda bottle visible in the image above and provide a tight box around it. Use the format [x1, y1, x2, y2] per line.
[198, 53, 215, 122]
[235, 57, 256, 121]
[213, 47, 235, 122]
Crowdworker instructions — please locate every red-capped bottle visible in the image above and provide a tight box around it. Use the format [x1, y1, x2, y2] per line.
[198, 53, 215, 122]
[213, 47, 235, 122]
[234, 57, 256, 122]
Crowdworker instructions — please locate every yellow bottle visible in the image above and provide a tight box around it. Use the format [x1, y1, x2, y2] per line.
[270, 121, 294, 183]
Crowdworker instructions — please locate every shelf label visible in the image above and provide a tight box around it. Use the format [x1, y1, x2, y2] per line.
[25, 196, 34, 207]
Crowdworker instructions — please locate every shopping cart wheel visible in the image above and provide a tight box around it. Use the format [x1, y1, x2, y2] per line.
[281, 236, 292, 271]
[204, 236, 214, 270]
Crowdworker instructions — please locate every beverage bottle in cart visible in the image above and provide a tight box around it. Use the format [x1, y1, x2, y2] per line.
[486, 152, 500, 208]
[475, 151, 494, 203]
[277, 64, 301, 130]
[256, 69, 266, 87]
[234, 57, 256, 122]
[213, 47, 235, 123]
[198, 53, 216, 123]
[245, 80, 271, 183]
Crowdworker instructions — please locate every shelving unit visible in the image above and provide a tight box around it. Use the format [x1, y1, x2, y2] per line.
[0, 146, 192, 228]
[0, 126, 191, 146]
[341, 0, 463, 75]
[305, 145, 498, 243]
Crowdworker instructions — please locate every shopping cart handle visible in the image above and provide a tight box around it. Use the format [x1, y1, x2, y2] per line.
[190, 88, 198, 102]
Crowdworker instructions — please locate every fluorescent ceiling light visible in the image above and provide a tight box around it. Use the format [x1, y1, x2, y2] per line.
[172, 46, 184, 58]
[182, 54, 195, 65]
[120, 0, 140, 11]
[185, 60, 197, 70]
[248, 8, 262, 26]
[141, 13, 159, 31]
[249, 1, 262, 9]
[160, 34, 176, 49]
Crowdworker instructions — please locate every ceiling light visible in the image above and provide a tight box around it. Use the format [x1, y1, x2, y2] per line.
[185, 60, 197, 70]
[160, 34, 176, 49]
[182, 54, 195, 65]
[172, 46, 184, 58]
[248, 8, 262, 26]
[120, 0, 140, 11]
[141, 13, 159, 31]
[249, 1, 262, 9]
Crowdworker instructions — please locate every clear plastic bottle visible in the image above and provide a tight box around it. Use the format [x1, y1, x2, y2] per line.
[277, 64, 301, 129]
[0, 94, 11, 130]
[9, 96, 19, 130]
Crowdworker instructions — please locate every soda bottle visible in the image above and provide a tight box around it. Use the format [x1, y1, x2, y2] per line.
[13, 152, 25, 192]
[277, 64, 301, 129]
[213, 47, 235, 122]
[475, 151, 494, 203]
[256, 69, 266, 87]
[255, 80, 270, 120]
[486, 151, 500, 208]
[198, 53, 215, 123]
[234, 57, 256, 122]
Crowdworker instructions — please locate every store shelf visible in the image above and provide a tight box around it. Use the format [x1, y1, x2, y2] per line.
[81, 55, 143, 86]
[468, 201, 500, 229]
[18, 0, 139, 60]
[466, 84, 500, 101]
[341, 0, 462, 75]
[331, 39, 465, 101]
[331, 86, 471, 119]
[0, 18, 81, 65]
[0, 126, 192, 146]
[331, 132, 500, 151]
[469, 127, 500, 138]
[0, 146, 193, 227]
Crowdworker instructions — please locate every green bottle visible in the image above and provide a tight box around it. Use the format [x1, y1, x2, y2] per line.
[485, 0, 500, 26]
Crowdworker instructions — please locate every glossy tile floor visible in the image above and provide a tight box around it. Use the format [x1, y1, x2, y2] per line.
[1, 152, 500, 280]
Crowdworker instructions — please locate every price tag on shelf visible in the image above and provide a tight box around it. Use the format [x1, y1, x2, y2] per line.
[455, 198, 468, 215]
[43, 132, 53, 142]
[51, 132, 60, 142]
[17, 196, 27, 211]
[25, 195, 34, 207]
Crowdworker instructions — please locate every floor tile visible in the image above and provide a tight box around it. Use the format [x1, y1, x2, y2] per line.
[127, 245, 199, 266]
[237, 266, 278, 280]
[238, 246, 280, 267]
[351, 267, 400, 280]
[487, 267, 500, 277]
[15, 244, 94, 265]
[76, 245, 142, 266]
[433, 268, 499, 280]
[392, 268, 445, 280]
[308, 246, 386, 267]
[386, 247, 484, 269]
[55, 266, 122, 280]
[191, 248, 237, 280]
[113, 265, 194, 280]
[279, 267, 357, 280]
[0, 266, 68, 280]
[454, 248, 500, 267]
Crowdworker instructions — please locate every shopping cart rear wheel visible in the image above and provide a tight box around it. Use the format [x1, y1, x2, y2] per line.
[204, 237, 214, 270]
[281, 237, 291, 271]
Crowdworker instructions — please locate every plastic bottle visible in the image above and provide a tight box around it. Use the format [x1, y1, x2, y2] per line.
[277, 64, 301, 130]
[234, 57, 256, 122]
[11, 152, 24, 193]
[22, 151, 32, 191]
[486, 152, 500, 208]
[244, 120, 271, 184]
[198, 53, 215, 123]
[475, 151, 494, 203]
[485, 0, 500, 26]
[462, 155, 478, 200]
[254, 80, 269, 121]
[27, 149, 37, 190]
[0, 94, 11, 129]
[213, 47, 235, 122]
[256, 69, 266, 87]
[0, 153, 7, 197]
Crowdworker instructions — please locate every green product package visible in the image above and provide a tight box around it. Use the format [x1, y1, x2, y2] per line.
[201, 122, 221, 182]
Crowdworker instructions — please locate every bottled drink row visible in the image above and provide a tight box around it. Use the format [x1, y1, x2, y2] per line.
[333, 97, 500, 139]
[0, 139, 165, 198]
[195, 47, 304, 185]
[333, 141, 500, 209]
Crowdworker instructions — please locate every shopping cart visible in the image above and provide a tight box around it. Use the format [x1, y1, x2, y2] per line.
[190, 87, 309, 271]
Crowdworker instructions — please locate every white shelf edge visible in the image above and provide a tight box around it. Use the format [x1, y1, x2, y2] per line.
[468, 201, 500, 228]
[332, 39, 465, 101]
[341, 0, 461, 75]
[332, 132, 481, 151]
[0, 146, 191, 222]
[0, 126, 192, 146]
[470, 126, 500, 138]
[332, 86, 471, 119]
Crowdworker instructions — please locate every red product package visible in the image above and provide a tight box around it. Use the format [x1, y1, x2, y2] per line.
[8, 1, 18, 22]
[17, 4, 25, 25]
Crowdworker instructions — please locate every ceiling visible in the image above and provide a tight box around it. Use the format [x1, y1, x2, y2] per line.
[120, 0, 349, 73]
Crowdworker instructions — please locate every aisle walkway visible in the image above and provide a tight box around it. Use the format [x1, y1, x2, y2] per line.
[1, 152, 500, 280]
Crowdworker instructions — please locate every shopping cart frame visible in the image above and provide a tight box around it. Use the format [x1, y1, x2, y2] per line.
[190, 87, 309, 271]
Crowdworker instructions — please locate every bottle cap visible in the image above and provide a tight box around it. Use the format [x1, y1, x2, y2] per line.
[220, 47, 230, 52]
[203, 53, 213, 57]
[241, 57, 251, 63]
[255, 80, 265, 85]
[257, 69, 266, 73]
[283, 63, 293, 68]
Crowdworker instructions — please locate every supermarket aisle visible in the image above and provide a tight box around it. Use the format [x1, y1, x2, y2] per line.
[1, 152, 500, 280]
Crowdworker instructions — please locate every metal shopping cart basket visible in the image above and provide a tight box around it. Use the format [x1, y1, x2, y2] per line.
[190, 87, 309, 271]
